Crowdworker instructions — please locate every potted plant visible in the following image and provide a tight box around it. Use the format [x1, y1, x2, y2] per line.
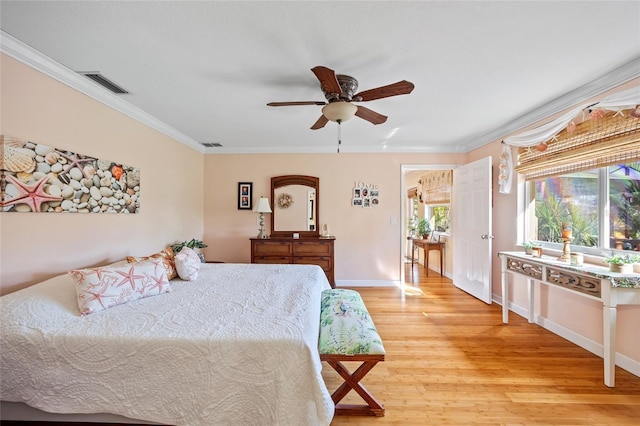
[522, 241, 543, 255]
[417, 218, 431, 239]
[523, 241, 534, 255]
[603, 252, 640, 274]
[171, 239, 208, 262]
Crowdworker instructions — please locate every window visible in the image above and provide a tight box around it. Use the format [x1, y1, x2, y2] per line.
[425, 204, 450, 234]
[525, 161, 640, 253]
[516, 106, 640, 256]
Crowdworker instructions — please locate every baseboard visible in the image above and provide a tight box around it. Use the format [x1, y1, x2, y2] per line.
[335, 279, 400, 287]
[497, 297, 640, 379]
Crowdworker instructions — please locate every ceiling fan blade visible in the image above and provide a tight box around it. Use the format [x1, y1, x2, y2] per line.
[311, 115, 329, 130]
[267, 101, 326, 107]
[354, 80, 415, 102]
[355, 106, 387, 125]
[311, 66, 342, 96]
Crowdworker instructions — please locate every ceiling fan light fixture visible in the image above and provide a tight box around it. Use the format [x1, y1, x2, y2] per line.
[322, 101, 357, 123]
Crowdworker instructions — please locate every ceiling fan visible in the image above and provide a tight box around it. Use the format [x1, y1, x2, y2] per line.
[267, 66, 415, 130]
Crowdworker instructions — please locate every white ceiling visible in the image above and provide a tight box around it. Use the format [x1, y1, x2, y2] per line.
[1, 1, 639, 154]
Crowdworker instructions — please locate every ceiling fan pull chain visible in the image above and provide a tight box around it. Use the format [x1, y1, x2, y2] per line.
[337, 119, 342, 153]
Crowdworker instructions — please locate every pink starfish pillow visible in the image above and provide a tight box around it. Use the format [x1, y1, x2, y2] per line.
[70, 258, 172, 316]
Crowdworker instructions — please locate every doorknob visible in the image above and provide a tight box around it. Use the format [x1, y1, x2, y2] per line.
[480, 234, 494, 240]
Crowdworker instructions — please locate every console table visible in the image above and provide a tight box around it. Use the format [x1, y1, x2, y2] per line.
[251, 237, 335, 288]
[499, 251, 640, 387]
[411, 238, 445, 276]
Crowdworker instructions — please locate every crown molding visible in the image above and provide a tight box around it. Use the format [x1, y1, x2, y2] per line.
[0, 30, 205, 153]
[461, 56, 640, 153]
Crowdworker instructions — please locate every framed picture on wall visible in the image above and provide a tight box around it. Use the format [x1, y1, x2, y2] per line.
[238, 182, 253, 210]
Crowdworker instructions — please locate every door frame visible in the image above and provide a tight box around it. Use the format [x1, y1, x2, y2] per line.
[400, 164, 458, 284]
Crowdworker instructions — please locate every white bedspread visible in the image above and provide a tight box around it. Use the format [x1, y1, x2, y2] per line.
[0, 263, 334, 426]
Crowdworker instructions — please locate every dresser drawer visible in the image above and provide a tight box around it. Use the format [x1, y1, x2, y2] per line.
[253, 256, 292, 264]
[293, 240, 333, 256]
[252, 241, 292, 257]
[293, 256, 332, 272]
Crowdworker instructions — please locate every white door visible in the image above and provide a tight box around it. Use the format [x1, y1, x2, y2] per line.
[452, 156, 493, 304]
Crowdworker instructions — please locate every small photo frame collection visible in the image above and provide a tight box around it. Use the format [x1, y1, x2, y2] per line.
[237, 182, 253, 210]
[352, 181, 379, 208]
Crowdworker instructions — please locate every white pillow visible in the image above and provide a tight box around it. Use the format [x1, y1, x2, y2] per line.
[70, 258, 171, 316]
[175, 247, 201, 281]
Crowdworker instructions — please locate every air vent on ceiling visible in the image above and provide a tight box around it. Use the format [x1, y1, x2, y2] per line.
[201, 142, 223, 147]
[78, 72, 129, 94]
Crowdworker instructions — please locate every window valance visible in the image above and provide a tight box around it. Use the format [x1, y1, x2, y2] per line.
[515, 108, 640, 180]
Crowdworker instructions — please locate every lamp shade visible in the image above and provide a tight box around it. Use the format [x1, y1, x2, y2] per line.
[322, 101, 358, 122]
[255, 197, 272, 213]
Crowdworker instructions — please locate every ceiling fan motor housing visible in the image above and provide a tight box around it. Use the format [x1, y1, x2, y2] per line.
[323, 74, 359, 102]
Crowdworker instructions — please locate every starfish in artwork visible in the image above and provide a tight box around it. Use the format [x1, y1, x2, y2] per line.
[1, 174, 63, 212]
[58, 151, 96, 178]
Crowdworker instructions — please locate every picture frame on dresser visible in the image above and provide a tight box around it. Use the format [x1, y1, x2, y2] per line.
[238, 182, 253, 210]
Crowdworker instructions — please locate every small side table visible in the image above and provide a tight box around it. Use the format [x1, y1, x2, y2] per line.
[411, 238, 445, 276]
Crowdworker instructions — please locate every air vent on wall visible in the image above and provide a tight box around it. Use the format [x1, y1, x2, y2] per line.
[78, 72, 129, 94]
[201, 142, 223, 147]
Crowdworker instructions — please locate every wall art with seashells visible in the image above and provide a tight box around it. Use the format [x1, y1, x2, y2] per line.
[1, 135, 140, 213]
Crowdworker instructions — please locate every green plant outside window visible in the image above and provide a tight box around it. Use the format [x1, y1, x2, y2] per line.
[525, 161, 640, 254]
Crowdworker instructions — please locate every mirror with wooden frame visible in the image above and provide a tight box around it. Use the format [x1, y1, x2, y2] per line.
[270, 175, 319, 238]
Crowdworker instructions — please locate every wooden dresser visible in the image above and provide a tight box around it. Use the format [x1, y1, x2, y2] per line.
[250, 237, 335, 287]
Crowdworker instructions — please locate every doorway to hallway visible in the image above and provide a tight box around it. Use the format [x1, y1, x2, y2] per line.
[400, 164, 455, 284]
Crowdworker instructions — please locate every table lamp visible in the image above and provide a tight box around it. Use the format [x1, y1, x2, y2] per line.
[255, 197, 272, 239]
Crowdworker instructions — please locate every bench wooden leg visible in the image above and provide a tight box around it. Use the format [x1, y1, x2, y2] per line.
[324, 359, 385, 417]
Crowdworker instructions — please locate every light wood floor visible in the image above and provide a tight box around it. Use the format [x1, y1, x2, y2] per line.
[323, 263, 640, 425]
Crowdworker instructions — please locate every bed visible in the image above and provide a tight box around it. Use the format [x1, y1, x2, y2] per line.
[0, 262, 334, 425]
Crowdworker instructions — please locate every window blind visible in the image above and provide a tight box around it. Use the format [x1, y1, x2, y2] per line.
[420, 170, 452, 204]
[515, 109, 640, 180]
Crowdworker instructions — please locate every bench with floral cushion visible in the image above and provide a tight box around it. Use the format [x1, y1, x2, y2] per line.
[319, 288, 385, 417]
